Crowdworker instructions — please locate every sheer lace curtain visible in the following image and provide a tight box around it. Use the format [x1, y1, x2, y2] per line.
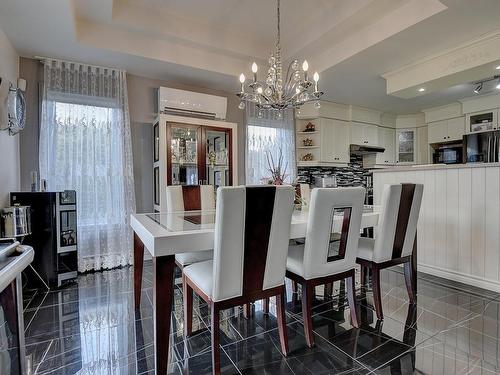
[39, 59, 136, 272]
[245, 104, 296, 185]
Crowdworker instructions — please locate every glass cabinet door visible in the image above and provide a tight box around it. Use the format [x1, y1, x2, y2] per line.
[205, 128, 232, 188]
[168, 125, 201, 185]
[396, 129, 416, 164]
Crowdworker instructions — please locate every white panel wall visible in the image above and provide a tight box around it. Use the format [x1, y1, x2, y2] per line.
[374, 166, 500, 292]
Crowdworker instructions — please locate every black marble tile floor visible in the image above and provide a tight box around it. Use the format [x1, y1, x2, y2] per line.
[21, 263, 500, 374]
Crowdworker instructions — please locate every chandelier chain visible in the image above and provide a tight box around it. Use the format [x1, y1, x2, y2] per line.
[277, 0, 280, 47]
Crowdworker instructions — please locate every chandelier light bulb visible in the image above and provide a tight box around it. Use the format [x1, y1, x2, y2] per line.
[239, 73, 246, 83]
[251, 62, 258, 73]
[313, 72, 319, 82]
[302, 60, 309, 72]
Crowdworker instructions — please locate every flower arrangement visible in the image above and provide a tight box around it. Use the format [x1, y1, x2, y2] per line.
[263, 147, 288, 185]
[304, 122, 316, 132]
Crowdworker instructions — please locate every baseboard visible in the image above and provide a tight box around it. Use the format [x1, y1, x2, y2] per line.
[418, 263, 500, 293]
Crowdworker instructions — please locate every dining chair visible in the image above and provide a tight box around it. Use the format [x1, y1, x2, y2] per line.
[356, 183, 423, 320]
[286, 187, 365, 348]
[182, 185, 295, 375]
[166, 185, 215, 268]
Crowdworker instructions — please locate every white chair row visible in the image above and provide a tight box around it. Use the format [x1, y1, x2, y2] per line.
[167, 183, 423, 375]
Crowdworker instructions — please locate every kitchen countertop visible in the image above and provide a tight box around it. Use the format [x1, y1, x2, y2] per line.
[372, 162, 500, 173]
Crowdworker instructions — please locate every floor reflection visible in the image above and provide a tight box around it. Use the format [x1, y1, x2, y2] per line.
[20, 263, 500, 374]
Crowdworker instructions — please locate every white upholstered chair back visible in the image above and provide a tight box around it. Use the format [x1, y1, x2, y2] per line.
[301, 187, 365, 280]
[372, 184, 423, 263]
[212, 185, 294, 302]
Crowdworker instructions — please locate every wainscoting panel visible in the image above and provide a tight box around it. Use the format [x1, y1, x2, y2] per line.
[374, 166, 500, 292]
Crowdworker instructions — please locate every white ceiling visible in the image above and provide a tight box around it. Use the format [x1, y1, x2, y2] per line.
[1, 0, 500, 114]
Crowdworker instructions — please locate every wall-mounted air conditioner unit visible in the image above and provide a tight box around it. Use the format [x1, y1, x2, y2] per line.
[158, 87, 227, 120]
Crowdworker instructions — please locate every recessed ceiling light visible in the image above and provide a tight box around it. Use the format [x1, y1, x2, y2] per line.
[418, 87, 425, 92]
[474, 82, 483, 94]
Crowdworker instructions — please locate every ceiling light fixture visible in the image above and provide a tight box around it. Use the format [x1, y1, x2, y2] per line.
[496, 65, 500, 70]
[474, 82, 483, 94]
[418, 87, 425, 92]
[473, 75, 500, 94]
[236, 0, 323, 111]
[497, 78, 500, 90]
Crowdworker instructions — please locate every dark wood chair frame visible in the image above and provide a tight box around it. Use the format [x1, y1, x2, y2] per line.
[357, 240, 417, 321]
[285, 207, 359, 348]
[286, 269, 359, 348]
[183, 275, 289, 375]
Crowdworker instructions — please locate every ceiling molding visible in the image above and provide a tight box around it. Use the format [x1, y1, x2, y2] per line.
[383, 29, 500, 98]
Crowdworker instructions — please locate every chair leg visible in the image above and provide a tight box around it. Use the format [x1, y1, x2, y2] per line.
[360, 266, 367, 286]
[211, 303, 221, 375]
[276, 289, 289, 356]
[301, 282, 315, 348]
[243, 303, 251, 319]
[372, 266, 384, 320]
[346, 272, 359, 328]
[404, 261, 417, 304]
[263, 298, 270, 314]
[183, 274, 193, 337]
[324, 282, 333, 300]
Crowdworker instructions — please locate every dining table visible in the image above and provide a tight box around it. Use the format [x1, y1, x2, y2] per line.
[131, 207, 386, 374]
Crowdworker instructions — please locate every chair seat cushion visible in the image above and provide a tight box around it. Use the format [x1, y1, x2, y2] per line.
[286, 244, 305, 277]
[183, 260, 213, 299]
[357, 237, 375, 261]
[175, 250, 213, 267]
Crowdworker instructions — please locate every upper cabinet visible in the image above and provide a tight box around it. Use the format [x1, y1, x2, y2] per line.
[296, 118, 349, 166]
[350, 122, 379, 146]
[396, 128, 417, 164]
[320, 119, 350, 164]
[376, 127, 395, 165]
[428, 117, 465, 144]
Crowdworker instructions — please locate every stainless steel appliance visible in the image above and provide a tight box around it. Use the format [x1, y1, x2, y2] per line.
[0, 205, 31, 238]
[432, 143, 463, 164]
[463, 130, 500, 163]
[466, 110, 497, 133]
[314, 175, 337, 188]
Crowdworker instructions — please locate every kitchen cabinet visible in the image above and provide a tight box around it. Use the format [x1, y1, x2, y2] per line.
[350, 122, 378, 146]
[320, 119, 350, 163]
[428, 117, 465, 144]
[376, 127, 395, 165]
[396, 128, 417, 164]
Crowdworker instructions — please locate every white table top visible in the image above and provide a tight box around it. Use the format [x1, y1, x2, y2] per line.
[131, 207, 380, 257]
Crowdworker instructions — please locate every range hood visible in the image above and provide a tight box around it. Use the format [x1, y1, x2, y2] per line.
[350, 144, 385, 154]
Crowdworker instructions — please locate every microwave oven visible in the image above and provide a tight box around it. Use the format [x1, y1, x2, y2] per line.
[432, 144, 463, 164]
[466, 110, 498, 133]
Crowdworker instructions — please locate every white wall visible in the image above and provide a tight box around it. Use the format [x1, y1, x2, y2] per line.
[0, 28, 20, 207]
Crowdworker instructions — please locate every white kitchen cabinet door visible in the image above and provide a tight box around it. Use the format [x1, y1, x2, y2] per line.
[331, 119, 350, 163]
[396, 128, 417, 164]
[376, 127, 395, 164]
[350, 122, 364, 145]
[320, 119, 349, 163]
[364, 123, 379, 146]
[350, 122, 378, 146]
[428, 120, 448, 144]
[319, 119, 335, 163]
[417, 126, 429, 164]
[447, 117, 465, 141]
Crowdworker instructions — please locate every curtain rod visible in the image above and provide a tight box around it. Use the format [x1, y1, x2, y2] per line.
[34, 55, 126, 73]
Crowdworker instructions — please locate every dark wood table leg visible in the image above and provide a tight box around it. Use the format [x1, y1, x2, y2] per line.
[134, 233, 145, 309]
[154, 255, 175, 375]
[412, 233, 417, 295]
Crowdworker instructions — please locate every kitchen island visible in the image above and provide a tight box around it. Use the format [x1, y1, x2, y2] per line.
[373, 163, 500, 292]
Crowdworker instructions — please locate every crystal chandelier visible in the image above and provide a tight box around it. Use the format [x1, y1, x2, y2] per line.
[236, 0, 324, 112]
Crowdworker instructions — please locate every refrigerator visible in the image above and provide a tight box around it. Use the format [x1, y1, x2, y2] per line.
[463, 130, 500, 163]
